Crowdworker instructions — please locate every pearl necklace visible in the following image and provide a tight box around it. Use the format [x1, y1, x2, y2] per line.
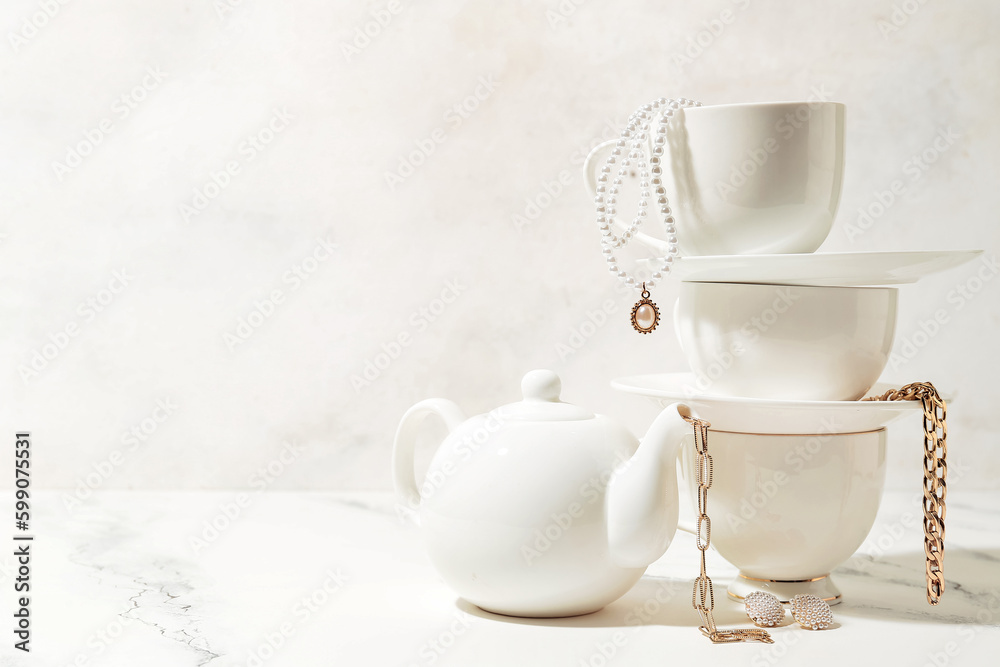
[594, 97, 701, 333]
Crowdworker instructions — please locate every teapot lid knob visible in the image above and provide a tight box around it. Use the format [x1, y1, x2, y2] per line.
[521, 369, 561, 402]
[499, 369, 592, 420]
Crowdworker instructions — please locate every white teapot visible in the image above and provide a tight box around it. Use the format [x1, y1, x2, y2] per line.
[392, 369, 692, 617]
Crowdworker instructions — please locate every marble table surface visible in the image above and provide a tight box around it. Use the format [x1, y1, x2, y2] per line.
[6, 490, 1000, 666]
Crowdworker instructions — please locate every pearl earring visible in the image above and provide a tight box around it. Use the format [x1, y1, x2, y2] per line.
[789, 594, 834, 630]
[744, 591, 784, 628]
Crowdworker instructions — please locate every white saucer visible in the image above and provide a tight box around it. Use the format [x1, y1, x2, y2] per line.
[611, 373, 922, 434]
[638, 249, 982, 286]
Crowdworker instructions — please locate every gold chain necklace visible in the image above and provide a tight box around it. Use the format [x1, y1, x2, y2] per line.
[683, 381, 947, 644]
[864, 382, 947, 605]
[684, 415, 773, 643]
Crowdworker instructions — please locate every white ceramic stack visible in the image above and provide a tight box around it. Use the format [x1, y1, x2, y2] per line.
[584, 101, 981, 604]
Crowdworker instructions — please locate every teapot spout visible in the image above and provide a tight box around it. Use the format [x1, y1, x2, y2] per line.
[606, 403, 690, 569]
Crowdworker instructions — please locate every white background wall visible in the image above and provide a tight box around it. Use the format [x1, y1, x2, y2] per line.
[2, 0, 998, 494]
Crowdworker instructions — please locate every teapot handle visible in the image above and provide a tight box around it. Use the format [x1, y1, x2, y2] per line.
[392, 398, 466, 508]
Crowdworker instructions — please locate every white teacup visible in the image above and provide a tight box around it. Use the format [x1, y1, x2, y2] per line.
[674, 281, 897, 401]
[584, 101, 846, 256]
[678, 428, 887, 603]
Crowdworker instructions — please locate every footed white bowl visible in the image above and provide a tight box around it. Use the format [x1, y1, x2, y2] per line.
[679, 428, 887, 603]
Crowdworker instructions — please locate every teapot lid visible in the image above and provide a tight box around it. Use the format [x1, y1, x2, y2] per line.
[496, 370, 594, 421]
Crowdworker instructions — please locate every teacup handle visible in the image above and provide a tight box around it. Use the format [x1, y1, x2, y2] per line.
[582, 140, 673, 256]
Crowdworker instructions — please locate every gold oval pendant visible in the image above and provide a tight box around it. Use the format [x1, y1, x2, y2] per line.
[631, 286, 659, 334]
